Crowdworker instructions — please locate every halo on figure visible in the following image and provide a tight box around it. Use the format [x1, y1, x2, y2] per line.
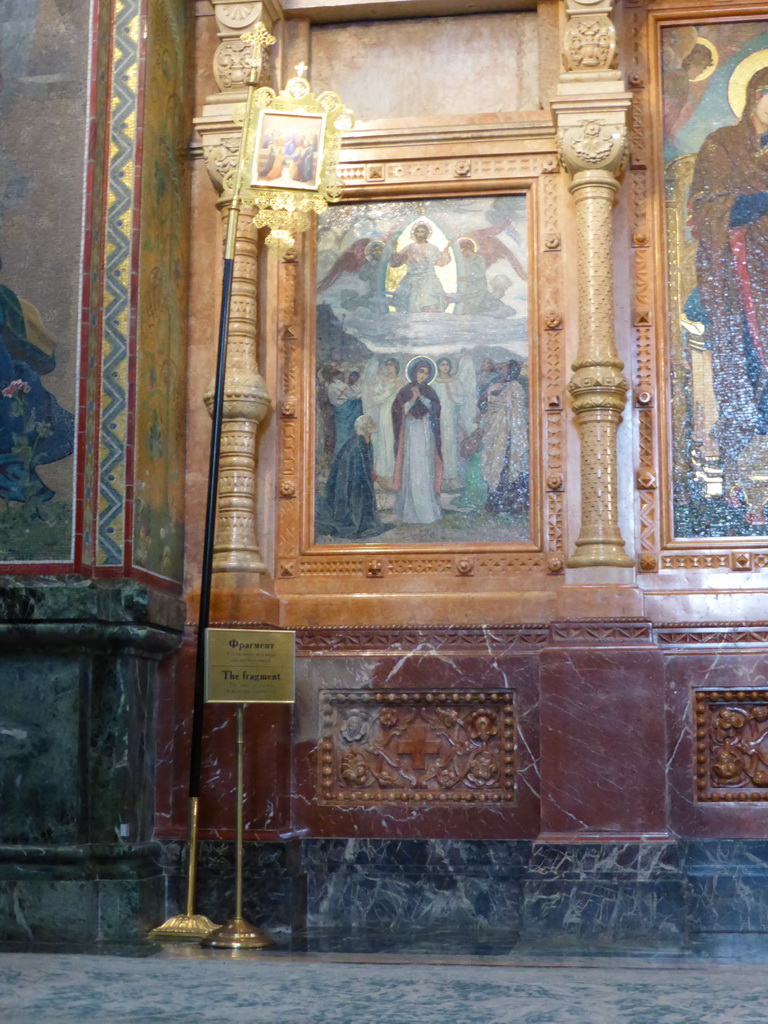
[364, 239, 384, 260]
[405, 355, 437, 384]
[458, 236, 477, 252]
[410, 220, 433, 240]
[688, 37, 718, 83]
[661, 24, 698, 72]
[729, 49, 768, 118]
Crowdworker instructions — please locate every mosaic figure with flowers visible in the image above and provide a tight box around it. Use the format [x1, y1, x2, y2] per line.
[0, 263, 74, 519]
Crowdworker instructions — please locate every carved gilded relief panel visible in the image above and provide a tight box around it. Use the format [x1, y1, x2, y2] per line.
[695, 689, 768, 802]
[319, 689, 516, 807]
[274, 141, 566, 592]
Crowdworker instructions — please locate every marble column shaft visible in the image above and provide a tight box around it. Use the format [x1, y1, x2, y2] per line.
[566, 168, 633, 567]
[205, 204, 269, 573]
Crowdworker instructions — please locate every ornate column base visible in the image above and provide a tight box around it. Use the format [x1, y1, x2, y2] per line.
[568, 543, 634, 568]
[567, 367, 633, 568]
[204, 375, 271, 574]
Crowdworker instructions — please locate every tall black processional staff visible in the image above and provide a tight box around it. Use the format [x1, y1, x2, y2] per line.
[150, 28, 353, 941]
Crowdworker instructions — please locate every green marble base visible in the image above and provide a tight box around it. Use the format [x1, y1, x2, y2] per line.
[0, 577, 183, 944]
[0, 843, 164, 944]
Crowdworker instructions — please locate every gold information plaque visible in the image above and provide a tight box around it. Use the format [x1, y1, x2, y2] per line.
[204, 629, 295, 704]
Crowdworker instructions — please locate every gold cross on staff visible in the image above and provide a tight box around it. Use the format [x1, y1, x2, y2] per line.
[295, 61, 308, 78]
[241, 23, 276, 58]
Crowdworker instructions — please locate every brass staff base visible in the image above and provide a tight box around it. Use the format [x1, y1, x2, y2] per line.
[148, 797, 220, 941]
[202, 705, 273, 950]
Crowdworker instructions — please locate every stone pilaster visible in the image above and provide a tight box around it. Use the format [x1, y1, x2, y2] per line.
[553, 0, 633, 567]
[194, 0, 282, 575]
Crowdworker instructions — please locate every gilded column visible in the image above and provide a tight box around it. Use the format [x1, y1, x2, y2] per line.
[552, 0, 634, 567]
[194, 0, 282, 574]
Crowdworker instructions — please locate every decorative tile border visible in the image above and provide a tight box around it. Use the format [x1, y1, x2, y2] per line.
[318, 690, 516, 806]
[209, 620, 768, 652]
[549, 620, 654, 644]
[300, 626, 547, 654]
[96, 0, 142, 565]
[659, 625, 768, 647]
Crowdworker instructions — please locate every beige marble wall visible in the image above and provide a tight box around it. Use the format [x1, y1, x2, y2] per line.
[309, 12, 540, 121]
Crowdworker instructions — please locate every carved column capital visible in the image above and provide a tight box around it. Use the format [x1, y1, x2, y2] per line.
[557, 118, 627, 177]
[210, 0, 281, 97]
[196, 0, 283, 192]
[557, 0, 623, 93]
[212, 0, 281, 28]
[552, 97, 631, 178]
[563, 13, 616, 73]
[201, 132, 241, 193]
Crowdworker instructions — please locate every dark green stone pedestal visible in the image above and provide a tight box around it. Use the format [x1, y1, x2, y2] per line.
[0, 843, 164, 944]
[0, 577, 183, 944]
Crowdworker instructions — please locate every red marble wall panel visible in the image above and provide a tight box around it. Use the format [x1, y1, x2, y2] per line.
[154, 631, 293, 840]
[539, 644, 667, 836]
[293, 654, 540, 840]
[666, 651, 768, 839]
[155, 632, 768, 843]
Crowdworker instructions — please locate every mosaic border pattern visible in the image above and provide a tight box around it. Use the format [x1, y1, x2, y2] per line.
[96, 0, 141, 565]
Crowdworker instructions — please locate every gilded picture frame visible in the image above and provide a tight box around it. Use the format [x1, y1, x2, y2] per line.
[312, 194, 531, 549]
[658, 13, 768, 541]
[273, 131, 565, 596]
[251, 109, 327, 192]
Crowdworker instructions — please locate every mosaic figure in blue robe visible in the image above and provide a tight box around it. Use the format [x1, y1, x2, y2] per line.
[327, 369, 363, 454]
[0, 264, 75, 508]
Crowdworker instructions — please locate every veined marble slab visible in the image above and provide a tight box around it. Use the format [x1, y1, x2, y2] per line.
[2, 950, 768, 1023]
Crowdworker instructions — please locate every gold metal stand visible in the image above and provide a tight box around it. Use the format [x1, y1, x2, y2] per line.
[202, 705, 273, 949]
[149, 205, 242, 945]
[149, 797, 220, 940]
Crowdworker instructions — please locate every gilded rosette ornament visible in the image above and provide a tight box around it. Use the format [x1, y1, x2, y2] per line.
[553, 0, 633, 567]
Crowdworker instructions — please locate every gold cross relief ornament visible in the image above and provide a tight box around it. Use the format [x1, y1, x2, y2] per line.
[224, 31, 354, 254]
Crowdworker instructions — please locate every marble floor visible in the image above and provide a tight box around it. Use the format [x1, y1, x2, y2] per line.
[3, 937, 768, 1024]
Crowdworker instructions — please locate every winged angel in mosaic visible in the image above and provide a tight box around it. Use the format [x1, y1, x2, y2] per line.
[314, 195, 530, 546]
